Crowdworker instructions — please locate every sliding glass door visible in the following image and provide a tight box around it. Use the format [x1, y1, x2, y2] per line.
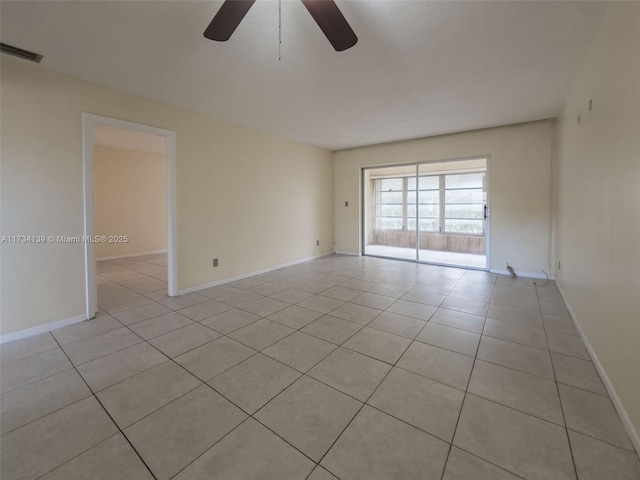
[363, 158, 488, 269]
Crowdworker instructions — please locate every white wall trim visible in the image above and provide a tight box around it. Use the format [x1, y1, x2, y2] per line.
[82, 113, 178, 321]
[335, 251, 360, 256]
[177, 252, 335, 295]
[489, 268, 554, 280]
[0, 314, 86, 344]
[97, 250, 167, 261]
[556, 280, 640, 455]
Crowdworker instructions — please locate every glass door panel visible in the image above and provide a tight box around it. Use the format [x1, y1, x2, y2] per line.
[443, 172, 485, 235]
[417, 160, 487, 268]
[362, 165, 418, 261]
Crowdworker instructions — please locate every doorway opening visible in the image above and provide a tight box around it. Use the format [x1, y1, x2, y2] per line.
[362, 157, 489, 269]
[82, 114, 177, 320]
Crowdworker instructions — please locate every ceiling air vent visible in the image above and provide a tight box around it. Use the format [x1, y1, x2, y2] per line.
[0, 43, 43, 63]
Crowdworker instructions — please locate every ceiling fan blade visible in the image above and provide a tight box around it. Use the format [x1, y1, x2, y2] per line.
[204, 0, 257, 41]
[300, 0, 358, 51]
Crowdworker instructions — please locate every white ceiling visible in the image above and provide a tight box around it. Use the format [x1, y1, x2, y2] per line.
[1, 1, 607, 150]
[94, 125, 166, 154]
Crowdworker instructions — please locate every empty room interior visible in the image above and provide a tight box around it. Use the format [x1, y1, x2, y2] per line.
[1, 1, 639, 479]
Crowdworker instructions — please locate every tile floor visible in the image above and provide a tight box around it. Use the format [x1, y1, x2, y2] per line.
[1, 253, 639, 479]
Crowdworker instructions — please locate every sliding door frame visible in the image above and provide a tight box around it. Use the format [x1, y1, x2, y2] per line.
[361, 155, 491, 270]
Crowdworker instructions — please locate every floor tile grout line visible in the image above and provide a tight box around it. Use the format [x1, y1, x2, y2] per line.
[166, 416, 258, 479]
[121, 326, 259, 418]
[33, 431, 134, 480]
[0, 372, 94, 437]
[470, 354, 555, 382]
[0, 362, 77, 396]
[124, 303, 221, 327]
[56, 325, 143, 353]
[249, 416, 326, 470]
[172, 346, 262, 384]
[479, 330, 554, 353]
[312, 320, 419, 472]
[99, 266, 165, 285]
[94, 353, 203, 398]
[206, 360, 303, 417]
[447, 444, 528, 480]
[221, 301, 377, 376]
[295, 318, 366, 348]
[439, 282, 608, 437]
[554, 379, 610, 398]
[223, 321, 305, 353]
[463, 391, 570, 430]
[537, 284, 633, 449]
[412, 336, 479, 359]
[92, 284, 293, 478]
[359, 401, 457, 447]
[439, 287, 486, 480]
[537, 284, 580, 479]
[46, 334, 160, 480]
[45, 317, 125, 348]
[128, 318, 207, 343]
[564, 426, 639, 453]
[97, 265, 274, 432]
[249, 333, 339, 379]
[64, 336, 147, 368]
[325, 332, 607, 400]
[0, 339, 61, 366]
[172, 306, 325, 362]
[146, 318, 224, 342]
[166, 351, 356, 477]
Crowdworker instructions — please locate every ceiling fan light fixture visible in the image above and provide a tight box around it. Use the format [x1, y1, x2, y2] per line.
[204, 0, 257, 42]
[0, 42, 43, 63]
[203, 0, 357, 52]
[300, 0, 357, 51]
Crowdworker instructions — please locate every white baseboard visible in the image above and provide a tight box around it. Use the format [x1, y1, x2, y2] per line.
[334, 251, 360, 256]
[1, 252, 334, 342]
[0, 313, 87, 344]
[177, 251, 336, 296]
[490, 268, 555, 280]
[556, 280, 640, 455]
[97, 249, 167, 261]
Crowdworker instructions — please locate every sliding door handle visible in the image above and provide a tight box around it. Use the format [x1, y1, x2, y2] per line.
[484, 204, 488, 220]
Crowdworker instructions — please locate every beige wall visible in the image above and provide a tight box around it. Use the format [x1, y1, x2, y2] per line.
[555, 3, 640, 442]
[334, 121, 554, 276]
[94, 145, 167, 259]
[0, 57, 333, 336]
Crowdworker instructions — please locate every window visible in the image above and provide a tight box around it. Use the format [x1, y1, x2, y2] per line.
[408, 175, 440, 232]
[375, 178, 404, 230]
[373, 171, 485, 235]
[444, 173, 484, 234]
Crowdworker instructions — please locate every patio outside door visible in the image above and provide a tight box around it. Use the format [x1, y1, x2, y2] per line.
[363, 158, 488, 270]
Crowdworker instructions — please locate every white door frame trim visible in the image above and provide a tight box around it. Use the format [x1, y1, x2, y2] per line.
[82, 113, 178, 319]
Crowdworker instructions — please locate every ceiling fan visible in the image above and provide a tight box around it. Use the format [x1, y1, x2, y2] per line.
[203, 0, 358, 52]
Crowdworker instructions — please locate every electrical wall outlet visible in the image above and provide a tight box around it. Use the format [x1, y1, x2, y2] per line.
[558, 260, 561, 270]
[316, 240, 320, 246]
[213, 258, 219, 267]
[345, 201, 349, 207]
